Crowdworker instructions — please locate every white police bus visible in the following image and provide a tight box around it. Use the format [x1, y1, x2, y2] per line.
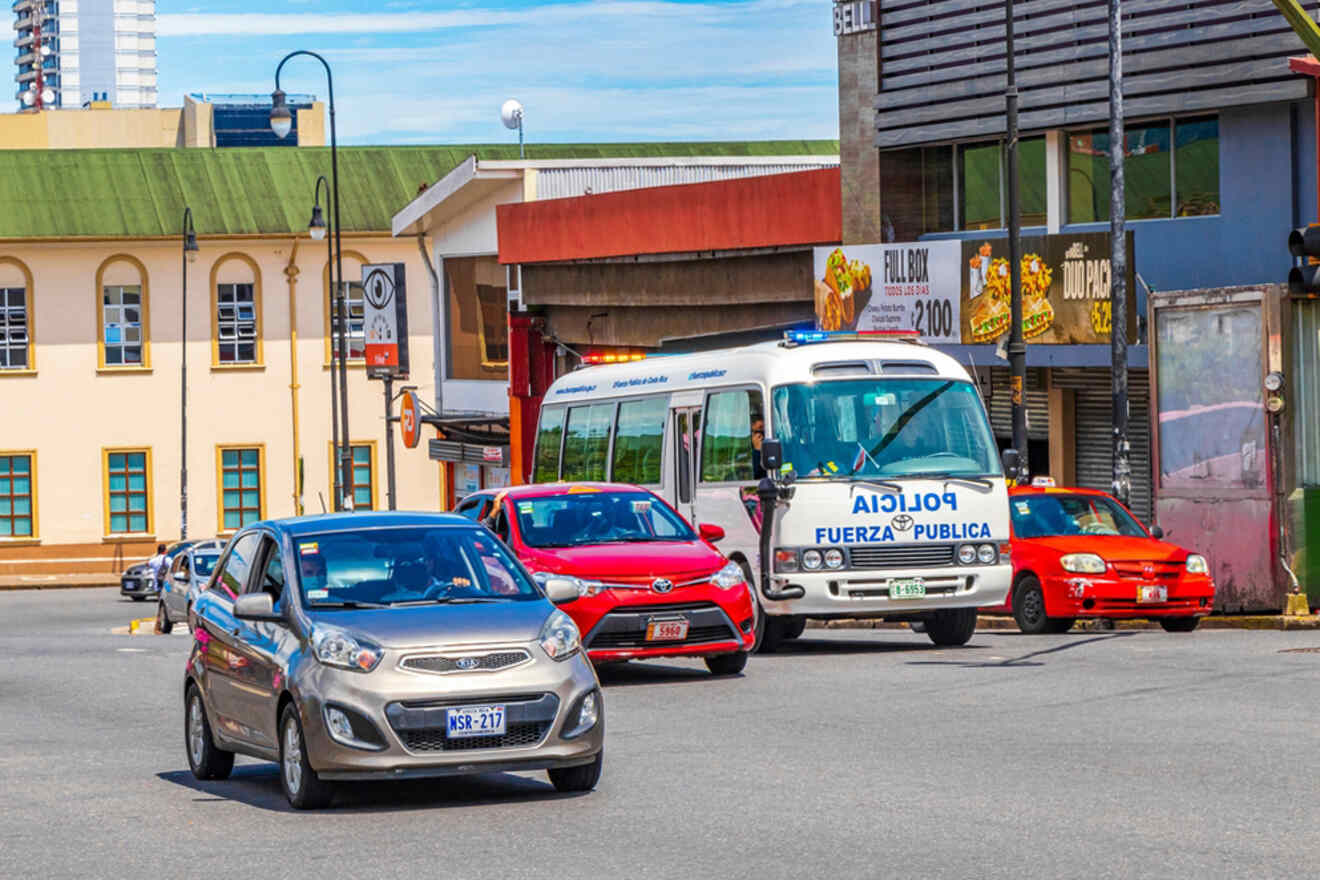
[532, 330, 1012, 649]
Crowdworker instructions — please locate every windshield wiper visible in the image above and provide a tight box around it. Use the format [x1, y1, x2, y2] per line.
[388, 596, 503, 606]
[850, 479, 902, 495]
[900, 470, 995, 489]
[308, 599, 389, 609]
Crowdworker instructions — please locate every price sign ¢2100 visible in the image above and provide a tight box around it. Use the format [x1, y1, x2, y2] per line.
[812, 241, 961, 342]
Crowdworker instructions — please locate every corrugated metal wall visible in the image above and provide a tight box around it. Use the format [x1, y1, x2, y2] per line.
[1294, 300, 1320, 487]
[988, 367, 1049, 441]
[535, 162, 839, 200]
[873, 0, 1313, 148]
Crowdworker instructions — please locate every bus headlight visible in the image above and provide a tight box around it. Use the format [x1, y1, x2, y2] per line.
[957, 544, 977, 565]
[823, 549, 845, 569]
[801, 549, 823, 571]
[976, 543, 998, 565]
[1061, 553, 1107, 574]
[1186, 554, 1208, 574]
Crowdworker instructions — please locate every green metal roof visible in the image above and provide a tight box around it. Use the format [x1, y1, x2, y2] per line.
[0, 141, 840, 239]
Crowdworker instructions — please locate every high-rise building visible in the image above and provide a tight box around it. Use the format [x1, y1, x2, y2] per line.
[12, 0, 157, 110]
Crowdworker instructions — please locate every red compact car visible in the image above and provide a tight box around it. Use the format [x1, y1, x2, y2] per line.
[454, 483, 756, 674]
[984, 486, 1216, 633]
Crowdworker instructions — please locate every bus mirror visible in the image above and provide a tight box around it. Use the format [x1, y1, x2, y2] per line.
[761, 439, 783, 472]
[1001, 448, 1020, 478]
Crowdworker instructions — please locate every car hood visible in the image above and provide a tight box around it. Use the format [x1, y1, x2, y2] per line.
[522, 541, 725, 581]
[304, 600, 554, 650]
[1022, 536, 1188, 562]
[123, 564, 149, 576]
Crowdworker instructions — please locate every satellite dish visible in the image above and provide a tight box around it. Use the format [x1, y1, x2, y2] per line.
[41, 89, 54, 104]
[39, 44, 51, 57]
[21, 91, 34, 106]
[500, 98, 524, 130]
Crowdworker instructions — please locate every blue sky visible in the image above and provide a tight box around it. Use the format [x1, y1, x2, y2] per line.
[155, 0, 839, 145]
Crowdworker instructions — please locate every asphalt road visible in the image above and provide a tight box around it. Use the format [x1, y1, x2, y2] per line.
[3, 589, 1320, 879]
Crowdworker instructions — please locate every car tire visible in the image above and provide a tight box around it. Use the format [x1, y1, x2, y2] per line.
[758, 616, 791, 653]
[926, 608, 978, 647]
[1012, 576, 1066, 635]
[1160, 616, 1200, 633]
[155, 601, 173, 635]
[781, 615, 807, 641]
[737, 560, 772, 654]
[704, 651, 748, 676]
[548, 750, 603, 793]
[185, 685, 234, 781]
[280, 704, 334, 810]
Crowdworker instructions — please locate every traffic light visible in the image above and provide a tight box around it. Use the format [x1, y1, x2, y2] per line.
[1288, 224, 1320, 293]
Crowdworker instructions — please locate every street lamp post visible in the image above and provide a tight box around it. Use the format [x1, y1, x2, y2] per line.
[271, 50, 354, 511]
[309, 176, 342, 511]
[1005, 0, 1028, 482]
[180, 207, 198, 539]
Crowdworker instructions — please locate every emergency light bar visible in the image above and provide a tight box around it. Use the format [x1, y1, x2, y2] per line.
[782, 329, 921, 347]
[581, 351, 647, 365]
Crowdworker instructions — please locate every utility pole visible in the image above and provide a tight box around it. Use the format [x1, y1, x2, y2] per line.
[1005, 0, 1028, 479]
[1109, 0, 1131, 506]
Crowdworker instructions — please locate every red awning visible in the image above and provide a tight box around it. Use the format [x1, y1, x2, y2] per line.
[497, 167, 841, 264]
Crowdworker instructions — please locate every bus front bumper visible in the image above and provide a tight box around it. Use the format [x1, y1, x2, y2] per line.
[763, 564, 1011, 618]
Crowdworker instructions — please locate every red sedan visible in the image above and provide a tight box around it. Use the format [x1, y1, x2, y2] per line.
[455, 483, 756, 674]
[985, 486, 1216, 633]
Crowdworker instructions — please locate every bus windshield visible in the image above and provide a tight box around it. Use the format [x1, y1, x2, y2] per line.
[771, 378, 999, 480]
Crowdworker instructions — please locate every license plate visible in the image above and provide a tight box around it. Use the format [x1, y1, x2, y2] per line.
[889, 578, 926, 599]
[646, 619, 689, 641]
[1138, 585, 1168, 604]
[445, 705, 506, 738]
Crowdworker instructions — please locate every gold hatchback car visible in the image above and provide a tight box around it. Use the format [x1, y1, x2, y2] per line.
[183, 513, 603, 809]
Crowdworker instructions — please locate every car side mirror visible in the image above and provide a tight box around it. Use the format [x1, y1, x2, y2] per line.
[698, 523, 725, 543]
[234, 593, 282, 622]
[173, 570, 190, 583]
[1149, 524, 1164, 539]
[542, 577, 580, 605]
[1001, 448, 1021, 478]
[761, 438, 783, 473]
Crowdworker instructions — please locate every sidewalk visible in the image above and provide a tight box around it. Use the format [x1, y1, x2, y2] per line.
[808, 614, 1320, 632]
[0, 574, 121, 590]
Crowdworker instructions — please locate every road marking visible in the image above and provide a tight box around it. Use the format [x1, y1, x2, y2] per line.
[116, 648, 147, 653]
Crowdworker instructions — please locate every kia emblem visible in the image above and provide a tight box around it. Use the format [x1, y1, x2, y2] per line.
[456, 657, 480, 670]
[892, 514, 914, 532]
[652, 578, 674, 594]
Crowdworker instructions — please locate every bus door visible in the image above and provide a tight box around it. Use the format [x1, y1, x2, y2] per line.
[670, 404, 702, 523]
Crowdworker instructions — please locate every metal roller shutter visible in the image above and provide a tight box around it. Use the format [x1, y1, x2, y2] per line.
[1064, 369, 1152, 524]
[987, 368, 1049, 441]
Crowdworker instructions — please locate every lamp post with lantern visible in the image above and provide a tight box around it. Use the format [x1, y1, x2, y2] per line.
[270, 50, 353, 509]
[180, 207, 198, 539]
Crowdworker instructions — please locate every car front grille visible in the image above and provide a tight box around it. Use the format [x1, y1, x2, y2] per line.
[401, 721, 551, 752]
[848, 544, 956, 569]
[1111, 561, 1184, 580]
[400, 649, 531, 674]
[589, 624, 734, 649]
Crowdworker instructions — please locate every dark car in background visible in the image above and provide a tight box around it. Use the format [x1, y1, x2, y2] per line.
[119, 541, 200, 601]
[156, 539, 226, 633]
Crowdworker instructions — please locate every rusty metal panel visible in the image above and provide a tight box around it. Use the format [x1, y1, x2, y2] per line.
[1156, 495, 1278, 612]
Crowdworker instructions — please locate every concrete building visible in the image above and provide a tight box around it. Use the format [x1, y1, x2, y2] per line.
[831, 0, 1318, 610]
[13, 0, 157, 110]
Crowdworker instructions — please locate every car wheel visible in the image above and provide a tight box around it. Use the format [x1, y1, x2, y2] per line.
[1012, 576, 1059, 635]
[280, 704, 334, 810]
[704, 651, 748, 676]
[185, 685, 234, 781]
[155, 601, 173, 635]
[758, 616, 791, 653]
[548, 750, 603, 793]
[781, 615, 807, 641]
[926, 608, 978, 647]
[737, 560, 772, 654]
[1160, 616, 1200, 633]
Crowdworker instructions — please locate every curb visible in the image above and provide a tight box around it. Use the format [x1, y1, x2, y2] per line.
[0, 579, 121, 591]
[807, 614, 1320, 632]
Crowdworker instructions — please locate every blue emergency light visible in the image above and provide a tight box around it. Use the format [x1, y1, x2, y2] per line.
[783, 329, 919, 346]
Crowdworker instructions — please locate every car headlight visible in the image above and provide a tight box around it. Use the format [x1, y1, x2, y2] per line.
[823, 548, 845, 569]
[533, 570, 595, 596]
[539, 609, 581, 661]
[801, 549, 823, 571]
[957, 544, 977, 565]
[711, 561, 745, 589]
[1186, 554, 1208, 574]
[1060, 553, 1107, 574]
[773, 549, 799, 572]
[311, 625, 383, 672]
[977, 543, 998, 565]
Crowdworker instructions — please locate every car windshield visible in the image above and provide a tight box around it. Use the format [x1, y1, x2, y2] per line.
[771, 378, 999, 480]
[192, 553, 220, 577]
[513, 490, 696, 548]
[1011, 494, 1147, 538]
[293, 526, 539, 607]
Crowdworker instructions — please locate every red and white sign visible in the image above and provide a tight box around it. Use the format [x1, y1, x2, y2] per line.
[362, 263, 409, 379]
[482, 446, 503, 463]
[400, 390, 420, 449]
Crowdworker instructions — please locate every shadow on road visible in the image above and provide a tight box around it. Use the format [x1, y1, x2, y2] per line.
[158, 764, 586, 813]
[905, 632, 1137, 668]
[595, 661, 722, 687]
[771, 636, 970, 657]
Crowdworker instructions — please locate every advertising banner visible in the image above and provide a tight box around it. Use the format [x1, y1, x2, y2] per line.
[814, 232, 1135, 344]
[813, 241, 962, 342]
[362, 262, 409, 379]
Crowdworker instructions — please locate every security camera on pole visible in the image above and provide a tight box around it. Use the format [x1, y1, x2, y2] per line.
[501, 99, 525, 159]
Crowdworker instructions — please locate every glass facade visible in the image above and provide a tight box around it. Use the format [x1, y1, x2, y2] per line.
[1069, 117, 1218, 223]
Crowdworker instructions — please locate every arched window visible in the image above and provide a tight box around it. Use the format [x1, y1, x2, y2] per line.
[210, 253, 263, 368]
[323, 250, 368, 365]
[96, 255, 150, 370]
[0, 257, 35, 374]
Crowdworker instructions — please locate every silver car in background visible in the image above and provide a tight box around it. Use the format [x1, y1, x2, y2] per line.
[156, 540, 225, 634]
[184, 512, 604, 809]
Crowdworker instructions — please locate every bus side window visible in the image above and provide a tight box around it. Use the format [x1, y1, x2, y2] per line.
[701, 389, 764, 483]
[612, 397, 668, 485]
[533, 405, 566, 482]
[562, 403, 613, 481]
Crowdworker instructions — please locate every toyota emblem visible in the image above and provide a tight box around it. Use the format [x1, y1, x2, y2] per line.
[455, 657, 480, 670]
[651, 578, 674, 594]
[891, 514, 914, 532]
